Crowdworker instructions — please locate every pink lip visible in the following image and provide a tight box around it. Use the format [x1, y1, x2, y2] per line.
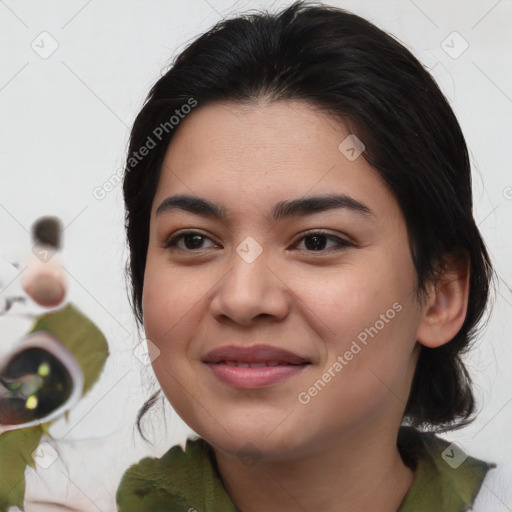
[202, 344, 310, 389]
[206, 363, 308, 388]
[202, 344, 309, 364]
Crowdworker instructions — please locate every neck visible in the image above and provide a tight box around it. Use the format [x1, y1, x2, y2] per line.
[212, 424, 415, 512]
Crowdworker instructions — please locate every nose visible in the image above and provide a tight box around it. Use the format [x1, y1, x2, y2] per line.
[209, 245, 291, 327]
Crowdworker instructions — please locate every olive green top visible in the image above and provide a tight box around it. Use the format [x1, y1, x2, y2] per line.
[116, 429, 495, 512]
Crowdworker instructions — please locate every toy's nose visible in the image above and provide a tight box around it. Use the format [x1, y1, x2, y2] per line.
[22, 267, 67, 307]
[21, 215, 68, 308]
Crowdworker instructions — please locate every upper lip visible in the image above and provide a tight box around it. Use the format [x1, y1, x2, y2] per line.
[202, 344, 310, 365]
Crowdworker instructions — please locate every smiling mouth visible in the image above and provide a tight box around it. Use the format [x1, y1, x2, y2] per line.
[202, 344, 312, 388]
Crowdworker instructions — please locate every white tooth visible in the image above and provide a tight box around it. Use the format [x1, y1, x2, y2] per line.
[249, 363, 266, 368]
[237, 363, 250, 368]
[266, 361, 280, 367]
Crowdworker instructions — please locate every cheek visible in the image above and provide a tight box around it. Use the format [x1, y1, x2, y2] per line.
[306, 257, 415, 339]
[308, 256, 421, 391]
[141, 261, 198, 414]
[141, 255, 217, 394]
[141, 256, 196, 357]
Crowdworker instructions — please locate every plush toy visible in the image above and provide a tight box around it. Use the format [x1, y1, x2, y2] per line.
[0, 217, 109, 512]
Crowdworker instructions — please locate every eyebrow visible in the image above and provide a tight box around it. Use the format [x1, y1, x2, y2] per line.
[156, 193, 373, 222]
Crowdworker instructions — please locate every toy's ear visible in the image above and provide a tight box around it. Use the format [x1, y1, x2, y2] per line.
[416, 251, 470, 348]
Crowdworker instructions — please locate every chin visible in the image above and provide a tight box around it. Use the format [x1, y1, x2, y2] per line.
[196, 420, 311, 463]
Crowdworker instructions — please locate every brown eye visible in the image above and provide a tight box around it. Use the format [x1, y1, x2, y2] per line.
[294, 231, 353, 252]
[164, 231, 218, 251]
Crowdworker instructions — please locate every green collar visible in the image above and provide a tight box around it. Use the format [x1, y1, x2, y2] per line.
[117, 437, 238, 512]
[397, 432, 495, 511]
[116, 431, 495, 512]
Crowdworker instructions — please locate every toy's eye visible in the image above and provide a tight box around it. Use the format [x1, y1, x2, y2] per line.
[0, 348, 73, 426]
[0, 332, 83, 433]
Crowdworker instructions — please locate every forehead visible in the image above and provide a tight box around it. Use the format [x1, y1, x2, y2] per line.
[161, 99, 349, 175]
[153, 100, 398, 221]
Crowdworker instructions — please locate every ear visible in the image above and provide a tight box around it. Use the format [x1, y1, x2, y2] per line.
[416, 252, 470, 348]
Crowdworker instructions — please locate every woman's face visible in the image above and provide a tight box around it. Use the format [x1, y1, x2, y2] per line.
[142, 100, 426, 460]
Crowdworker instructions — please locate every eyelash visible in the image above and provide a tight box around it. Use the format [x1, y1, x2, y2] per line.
[163, 230, 353, 254]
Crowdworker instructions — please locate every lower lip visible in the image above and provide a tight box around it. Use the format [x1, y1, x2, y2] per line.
[206, 363, 309, 389]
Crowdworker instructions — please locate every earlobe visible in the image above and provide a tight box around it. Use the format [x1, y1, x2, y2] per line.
[416, 254, 470, 349]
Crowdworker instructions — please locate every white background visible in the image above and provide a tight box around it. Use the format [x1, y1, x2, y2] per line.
[1, 0, 511, 510]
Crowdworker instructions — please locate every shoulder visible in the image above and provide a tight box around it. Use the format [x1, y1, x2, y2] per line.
[115, 437, 238, 512]
[398, 428, 497, 512]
